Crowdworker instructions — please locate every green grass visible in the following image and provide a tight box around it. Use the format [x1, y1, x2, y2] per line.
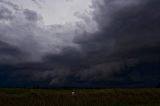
[0, 88, 160, 106]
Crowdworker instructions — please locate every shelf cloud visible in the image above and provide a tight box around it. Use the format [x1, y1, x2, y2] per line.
[0, 0, 160, 87]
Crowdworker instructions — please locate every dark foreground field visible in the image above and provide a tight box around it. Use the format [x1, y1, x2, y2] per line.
[0, 88, 160, 106]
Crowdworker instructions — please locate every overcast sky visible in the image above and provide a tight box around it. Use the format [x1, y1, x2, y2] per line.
[0, 0, 160, 87]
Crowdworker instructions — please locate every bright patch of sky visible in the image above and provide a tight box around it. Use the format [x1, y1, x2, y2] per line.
[8, 0, 93, 25]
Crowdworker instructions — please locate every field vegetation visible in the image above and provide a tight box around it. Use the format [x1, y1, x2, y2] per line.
[0, 88, 160, 106]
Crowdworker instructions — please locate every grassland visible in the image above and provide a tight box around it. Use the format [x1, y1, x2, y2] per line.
[0, 88, 160, 106]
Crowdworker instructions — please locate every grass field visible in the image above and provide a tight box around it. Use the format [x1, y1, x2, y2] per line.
[0, 88, 160, 106]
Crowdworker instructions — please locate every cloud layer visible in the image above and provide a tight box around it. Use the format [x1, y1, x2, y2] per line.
[0, 0, 160, 87]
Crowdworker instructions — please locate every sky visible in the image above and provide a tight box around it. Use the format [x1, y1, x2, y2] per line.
[0, 0, 160, 88]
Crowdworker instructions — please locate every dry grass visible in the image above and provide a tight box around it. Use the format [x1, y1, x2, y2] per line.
[0, 88, 160, 106]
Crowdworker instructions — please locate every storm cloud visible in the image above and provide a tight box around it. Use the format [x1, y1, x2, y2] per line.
[0, 0, 160, 87]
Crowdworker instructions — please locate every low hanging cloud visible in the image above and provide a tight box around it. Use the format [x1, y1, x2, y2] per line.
[74, 0, 160, 86]
[0, 0, 160, 87]
[0, 1, 86, 63]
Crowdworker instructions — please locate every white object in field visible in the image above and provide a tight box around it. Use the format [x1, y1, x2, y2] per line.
[72, 91, 75, 96]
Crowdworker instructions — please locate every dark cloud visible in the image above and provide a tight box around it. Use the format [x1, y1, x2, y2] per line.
[0, 0, 160, 87]
[72, 0, 160, 86]
[23, 9, 41, 21]
[0, 40, 24, 64]
[0, 0, 19, 10]
[0, 6, 13, 20]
